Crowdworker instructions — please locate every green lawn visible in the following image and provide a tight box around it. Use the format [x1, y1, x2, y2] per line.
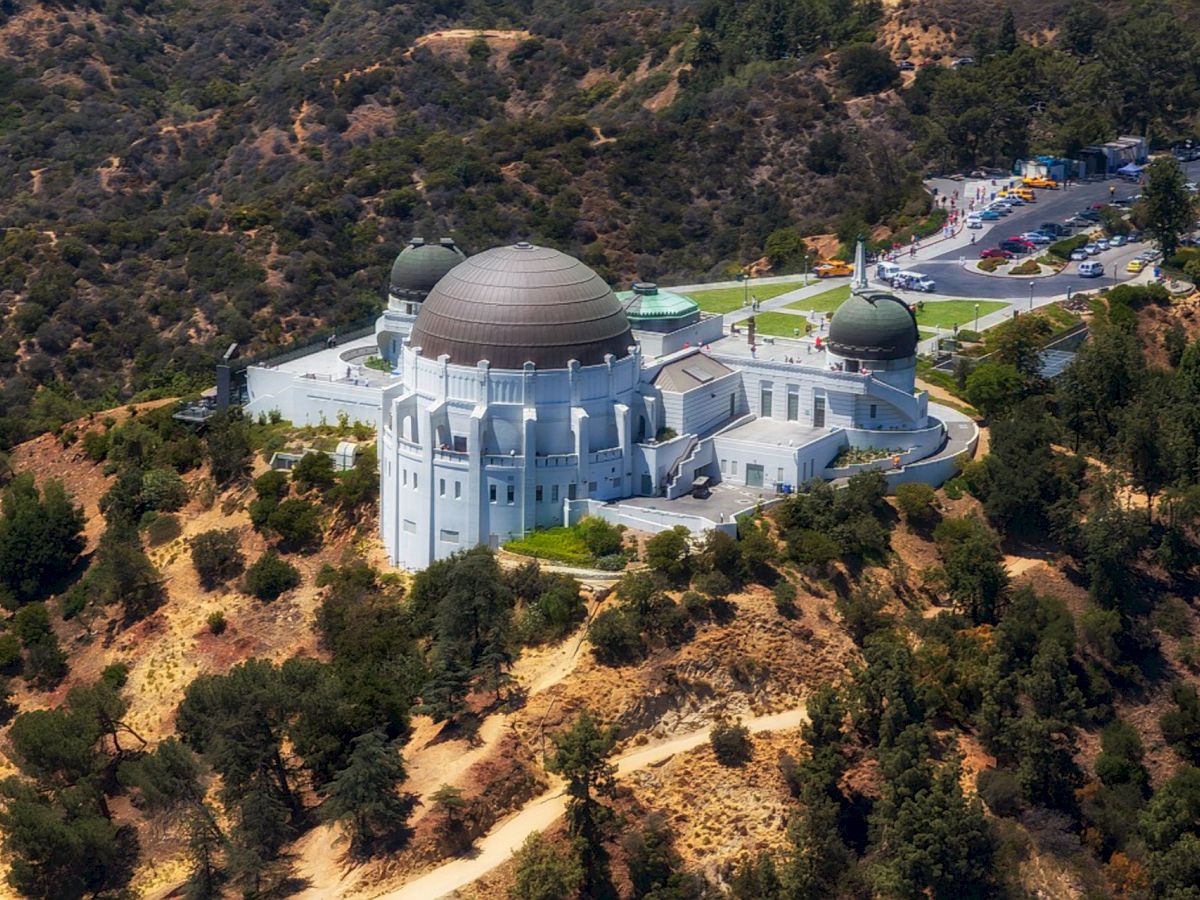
[685, 280, 806, 314]
[749, 311, 816, 338]
[784, 284, 851, 314]
[915, 300, 1008, 330]
[504, 527, 592, 565]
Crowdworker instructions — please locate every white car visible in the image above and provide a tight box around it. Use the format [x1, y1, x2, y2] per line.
[1021, 232, 1051, 245]
[967, 217, 983, 229]
[1096, 238, 1110, 251]
[1070, 249, 1089, 261]
[898, 272, 936, 292]
[1084, 243, 1101, 255]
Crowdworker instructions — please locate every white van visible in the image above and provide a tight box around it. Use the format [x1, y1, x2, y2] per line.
[900, 272, 936, 292]
[1079, 260, 1104, 278]
[876, 261, 900, 283]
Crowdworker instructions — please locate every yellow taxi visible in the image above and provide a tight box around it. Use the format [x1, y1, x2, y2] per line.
[1126, 258, 1146, 273]
[1023, 176, 1059, 189]
[815, 259, 854, 278]
[1012, 187, 1037, 202]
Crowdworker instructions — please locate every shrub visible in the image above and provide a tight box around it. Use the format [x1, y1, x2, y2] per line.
[0, 632, 21, 670]
[978, 256, 1005, 273]
[575, 516, 623, 557]
[206, 611, 227, 635]
[588, 606, 643, 665]
[710, 718, 753, 766]
[190, 529, 245, 589]
[244, 551, 301, 601]
[694, 570, 732, 599]
[977, 768, 1022, 817]
[1010, 259, 1040, 276]
[955, 329, 982, 342]
[254, 469, 290, 500]
[145, 513, 182, 546]
[141, 468, 188, 511]
[268, 498, 323, 547]
[773, 580, 798, 618]
[645, 526, 692, 583]
[1048, 234, 1088, 259]
[682, 591, 710, 619]
[292, 451, 336, 491]
[895, 482, 939, 527]
[510, 831, 583, 900]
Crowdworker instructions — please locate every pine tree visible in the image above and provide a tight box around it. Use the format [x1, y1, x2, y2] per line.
[322, 731, 413, 857]
[430, 783, 471, 853]
[422, 654, 471, 723]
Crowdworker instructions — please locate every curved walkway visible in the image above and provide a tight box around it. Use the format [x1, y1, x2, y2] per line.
[374, 705, 809, 900]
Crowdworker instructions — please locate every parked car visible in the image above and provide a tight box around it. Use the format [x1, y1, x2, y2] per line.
[951, 57, 974, 67]
[980, 248, 1014, 260]
[1007, 236, 1036, 248]
[1109, 234, 1127, 247]
[1084, 243, 1101, 255]
[1079, 260, 1104, 278]
[1021, 232, 1051, 245]
[898, 272, 936, 292]
[979, 209, 1002, 220]
[967, 217, 983, 229]
[1127, 258, 1147, 273]
[1079, 210, 1102, 222]
[876, 261, 901, 283]
[1023, 176, 1059, 189]
[1070, 249, 1089, 261]
[1040, 222, 1067, 237]
[815, 259, 853, 278]
[898, 60, 915, 71]
[1096, 238, 1110, 251]
[1000, 239, 1031, 254]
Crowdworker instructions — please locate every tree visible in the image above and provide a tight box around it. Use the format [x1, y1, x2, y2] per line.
[205, 410, 252, 485]
[1062, 0, 1107, 55]
[996, 8, 1018, 54]
[329, 445, 379, 510]
[993, 316, 1049, 377]
[244, 551, 301, 601]
[191, 529, 245, 589]
[291, 451, 335, 492]
[430, 784, 471, 853]
[587, 607, 643, 665]
[90, 538, 164, 621]
[933, 517, 1009, 624]
[141, 467, 188, 512]
[321, 731, 413, 857]
[622, 812, 694, 899]
[965, 362, 1026, 420]
[1140, 156, 1194, 257]
[575, 516, 623, 558]
[547, 710, 619, 894]
[764, 227, 810, 272]
[267, 498, 323, 547]
[894, 483, 938, 529]
[837, 44, 899, 96]
[645, 526, 692, 584]
[1161, 682, 1200, 763]
[0, 474, 85, 606]
[510, 831, 584, 900]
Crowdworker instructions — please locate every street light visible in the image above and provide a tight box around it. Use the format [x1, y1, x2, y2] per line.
[736, 271, 750, 307]
[803, 253, 810, 287]
[974, 303, 980, 331]
[1029, 280, 1035, 312]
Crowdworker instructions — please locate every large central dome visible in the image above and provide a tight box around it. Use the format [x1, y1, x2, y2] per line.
[826, 291, 919, 361]
[408, 243, 634, 369]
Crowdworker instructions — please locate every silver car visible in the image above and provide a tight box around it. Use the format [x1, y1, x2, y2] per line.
[1085, 243, 1101, 255]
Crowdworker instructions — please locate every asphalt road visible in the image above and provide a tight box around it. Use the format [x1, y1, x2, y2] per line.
[918, 162, 1200, 299]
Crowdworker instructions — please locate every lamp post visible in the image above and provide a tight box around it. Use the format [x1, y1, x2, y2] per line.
[803, 253, 810, 287]
[736, 271, 750, 307]
[974, 302, 980, 331]
[1029, 280, 1035, 312]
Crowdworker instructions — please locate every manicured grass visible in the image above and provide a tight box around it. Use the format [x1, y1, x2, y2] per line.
[914, 300, 1008, 330]
[685, 280, 806, 314]
[784, 284, 851, 314]
[504, 527, 592, 565]
[748, 311, 816, 338]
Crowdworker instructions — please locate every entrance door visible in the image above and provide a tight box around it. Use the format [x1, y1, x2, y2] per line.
[746, 464, 764, 487]
[813, 396, 826, 428]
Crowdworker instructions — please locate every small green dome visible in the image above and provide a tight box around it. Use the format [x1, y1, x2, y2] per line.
[617, 283, 699, 322]
[827, 291, 918, 361]
[389, 237, 467, 297]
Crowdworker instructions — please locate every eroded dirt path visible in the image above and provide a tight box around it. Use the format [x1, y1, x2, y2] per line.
[373, 705, 809, 900]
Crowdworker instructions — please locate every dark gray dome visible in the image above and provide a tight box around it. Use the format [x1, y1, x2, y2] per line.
[389, 237, 467, 297]
[408, 243, 634, 369]
[827, 291, 918, 361]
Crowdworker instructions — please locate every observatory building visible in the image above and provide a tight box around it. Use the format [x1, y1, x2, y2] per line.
[244, 238, 975, 569]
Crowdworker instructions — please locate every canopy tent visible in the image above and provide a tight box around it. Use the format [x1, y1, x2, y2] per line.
[1117, 162, 1144, 176]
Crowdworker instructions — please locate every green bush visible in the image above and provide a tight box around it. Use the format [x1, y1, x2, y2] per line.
[145, 513, 182, 546]
[773, 580, 798, 618]
[191, 529, 245, 589]
[954, 329, 982, 342]
[0, 632, 21, 670]
[574, 516, 624, 557]
[206, 610, 227, 635]
[895, 482, 939, 527]
[710, 718, 753, 766]
[141, 468, 188, 511]
[244, 551, 301, 601]
[267, 498, 323, 548]
[977, 768, 1022, 817]
[1048, 234, 1088, 259]
[292, 451, 336, 491]
[588, 606, 643, 665]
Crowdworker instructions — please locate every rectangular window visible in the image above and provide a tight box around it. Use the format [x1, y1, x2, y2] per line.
[787, 388, 799, 421]
[731, 460, 738, 475]
[814, 396, 826, 428]
[489, 484, 497, 503]
[507, 484, 515, 504]
[760, 385, 773, 418]
[777, 467, 784, 484]
[439, 478, 446, 497]
[870, 403, 877, 419]
[439, 529, 460, 544]
[720, 459, 727, 473]
[551, 485, 559, 503]
[454, 481, 462, 499]
[746, 464, 764, 487]
[402, 469, 407, 486]
[846, 359, 860, 372]
[568, 483, 577, 501]
[588, 481, 597, 492]
[413, 473, 418, 490]
[535, 485, 543, 502]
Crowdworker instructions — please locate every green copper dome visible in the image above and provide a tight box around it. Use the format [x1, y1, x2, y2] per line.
[389, 237, 467, 298]
[618, 283, 699, 321]
[826, 291, 918, 361]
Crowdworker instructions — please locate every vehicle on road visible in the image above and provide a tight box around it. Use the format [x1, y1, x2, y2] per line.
[1109, 234, 1127, 247]
[980, 248, 1014, 260]
[1070, 249, 1089, 261]
[815, 259, 853, 278]
[1040, 222, 1068, 237]
[1079, 261, 1104, 278]
[978, 209, 1002, 220]
[986, 204, 1011, 216]
[1096, 238, 1110, 251]
[898, 60, 915, 71]
[876, 261, 901, 283]
[1079, 210, 1102, 222]
[1127, 258, 1146, 273]
[1084, 243, 1101, 255]
[951, 57, 974, 67]
[1023, 176, 1059, 189]
[1012, 188, 1036, 202]
[1021, 232, 1051, 245]
[897, 272, 936, 292]
[998, 193, 1025, 205]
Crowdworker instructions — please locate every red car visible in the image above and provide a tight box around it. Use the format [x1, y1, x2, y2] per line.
[1006, 236, 1036, 249]
[980, 248, 1014, 259]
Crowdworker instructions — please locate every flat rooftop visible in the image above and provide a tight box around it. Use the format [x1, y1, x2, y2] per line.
[716, 416, 830, 448]
[255, 334, 402, 388]
[615, 482, 774, 524]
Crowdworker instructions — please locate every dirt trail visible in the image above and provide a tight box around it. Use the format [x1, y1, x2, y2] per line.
[373, 705, 809, 900]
